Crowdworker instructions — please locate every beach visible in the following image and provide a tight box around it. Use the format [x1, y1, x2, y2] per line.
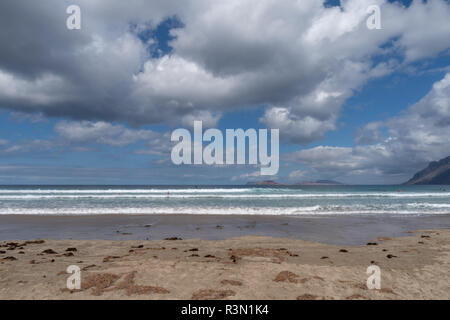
[1, 185, 450, 300]
[1, 229, 449, 300]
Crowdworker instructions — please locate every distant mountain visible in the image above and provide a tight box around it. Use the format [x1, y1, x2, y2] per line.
[246, 180, 282, 186]
[405, 156, 450, 185]
[295, 180, 343, 186]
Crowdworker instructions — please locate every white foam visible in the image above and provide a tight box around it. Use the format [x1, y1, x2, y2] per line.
[0, 206, 448, 216]
[0, 192, 449, 200]
[406, 203, 450, 208]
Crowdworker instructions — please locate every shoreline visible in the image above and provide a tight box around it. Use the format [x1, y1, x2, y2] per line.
[1, 213, 450, 245]
[1, 230, 449, 299]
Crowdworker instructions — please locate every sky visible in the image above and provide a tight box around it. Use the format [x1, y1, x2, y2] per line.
[0, 0, 449, 185]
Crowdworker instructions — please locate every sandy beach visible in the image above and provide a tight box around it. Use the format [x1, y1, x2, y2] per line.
[1, 229, 449, 300]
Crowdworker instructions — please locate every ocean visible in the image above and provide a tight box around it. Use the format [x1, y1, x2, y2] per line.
[0, 184, 449, 216]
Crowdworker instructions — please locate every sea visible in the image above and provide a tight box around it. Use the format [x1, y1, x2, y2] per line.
[0, 184, 449, 216]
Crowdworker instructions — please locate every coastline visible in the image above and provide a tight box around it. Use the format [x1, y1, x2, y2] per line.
[1, 229, 449, 300]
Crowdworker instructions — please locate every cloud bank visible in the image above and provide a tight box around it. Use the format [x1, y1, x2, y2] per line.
[1, 0, 449, 145]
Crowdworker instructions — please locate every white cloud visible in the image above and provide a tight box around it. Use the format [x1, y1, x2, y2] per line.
[0, 120, 172, 157]
[288, 170, 306, 181]
[286, 73, 450, 183]
[54, 121, 161, 148]
[1, 139, 53, 154]
[231, 170, 261, 182]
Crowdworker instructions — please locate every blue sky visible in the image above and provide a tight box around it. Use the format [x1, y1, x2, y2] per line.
[0, 0, 449, 184]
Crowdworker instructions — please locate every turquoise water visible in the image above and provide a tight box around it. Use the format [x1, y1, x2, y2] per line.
[0, 185, 449, 216]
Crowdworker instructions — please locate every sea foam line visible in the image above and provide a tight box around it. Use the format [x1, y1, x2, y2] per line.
[0, 193, 450, 199]
[0, 206, 449, 216]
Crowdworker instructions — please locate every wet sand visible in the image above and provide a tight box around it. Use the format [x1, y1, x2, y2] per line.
[1, 214, 450, 245]
[0, 229, 449, 299]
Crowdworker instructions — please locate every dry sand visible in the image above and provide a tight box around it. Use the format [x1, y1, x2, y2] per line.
[1, 230, 449, 300]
